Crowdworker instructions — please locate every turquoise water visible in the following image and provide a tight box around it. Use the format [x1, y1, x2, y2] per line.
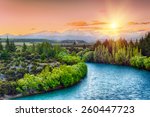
[16, 63, 150, 100]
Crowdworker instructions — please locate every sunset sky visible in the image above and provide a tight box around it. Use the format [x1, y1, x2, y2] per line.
[0, 0, 150, 35]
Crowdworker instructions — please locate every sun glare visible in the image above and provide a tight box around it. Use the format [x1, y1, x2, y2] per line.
[99, 21, 122, 39]
[110, 22, 119, 29]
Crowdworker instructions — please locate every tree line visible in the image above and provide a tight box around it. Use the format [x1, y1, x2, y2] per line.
[82, 33, 150, 70]
[139, 33, 150, 56]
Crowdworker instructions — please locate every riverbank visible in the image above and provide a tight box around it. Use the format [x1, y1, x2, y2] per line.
[9, 79, 85, 100]
[13, 63, 150, 100]
[87, 61, 150, 71]
[2, 86, 63, 100]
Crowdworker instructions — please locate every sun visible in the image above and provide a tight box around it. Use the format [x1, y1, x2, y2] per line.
[101, 21, 121, 38]
[110, 22, 119, 29]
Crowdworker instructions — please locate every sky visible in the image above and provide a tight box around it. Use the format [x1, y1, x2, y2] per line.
[0, 0, 150, 36]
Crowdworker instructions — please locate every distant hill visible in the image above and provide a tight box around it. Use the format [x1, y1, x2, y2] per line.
[0, 38, 58, 43]
[0, 30, 98, 43]
[0, 38, 87, 44]
[60, 40, 87, 44]
[0, 30, 147, 43]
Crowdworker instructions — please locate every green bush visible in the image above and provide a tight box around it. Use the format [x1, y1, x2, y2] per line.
[57, 52, 81, 65]
[130, 56, 150, 70]
[144, 57, 150, 70]
[16, 62, 87, 94]
[130, 56, 146, 68]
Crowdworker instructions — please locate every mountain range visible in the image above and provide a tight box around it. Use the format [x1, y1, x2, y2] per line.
[0, 30, 147, 43]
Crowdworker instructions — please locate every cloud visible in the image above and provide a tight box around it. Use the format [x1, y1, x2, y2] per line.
[90, 20, 108, 25]
[68, 20, 108, 27]
[78, 26, 103, 30]
[69, 20, 150, 27]
[31, 28, 36, 30]
[67, 20, 150, 33]
[128, 22, 150, 25]
[68, 21, 88, 26]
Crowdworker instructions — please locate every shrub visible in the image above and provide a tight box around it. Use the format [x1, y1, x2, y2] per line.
[130, 56, 150, 70]
[57, 52, 81, 65]
[16, 62, 87, 94]
[144, 57, 150, 70]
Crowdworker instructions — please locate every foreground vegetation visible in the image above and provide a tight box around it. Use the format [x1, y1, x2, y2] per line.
[0, 40, 86, 98]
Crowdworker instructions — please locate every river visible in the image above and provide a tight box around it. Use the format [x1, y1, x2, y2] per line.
[16, 63, 150, 100]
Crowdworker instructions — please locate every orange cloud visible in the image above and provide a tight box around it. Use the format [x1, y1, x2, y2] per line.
[128, 22, 150, 25]
[68, 21, 88, 26]
[68, 20, 108, 27]
[90, 20, 108, 25]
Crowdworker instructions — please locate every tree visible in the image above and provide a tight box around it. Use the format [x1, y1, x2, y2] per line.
[83, 51, 93, 62]
[139, 33, 150, 56]
[9, 41, 16, 52]
[31, 43, 35, 52]
[93, 39, 141, 65]
[103, 39, 109, 47]
[129, 40, 134, 47]
[135, 39, 139, 47]
[5, 38, 10, 52]
[4, 39, 16, 52]
[94, 45, 111, 63]
[36, 42, 54, 58]
[22, 43, 27, 52]
[93, 40, 102, 49]
[41, 53, 46, 60]
[0, 51, 10, 60]
[115, 47, 127, 64]
[0, 42, 3, 51]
